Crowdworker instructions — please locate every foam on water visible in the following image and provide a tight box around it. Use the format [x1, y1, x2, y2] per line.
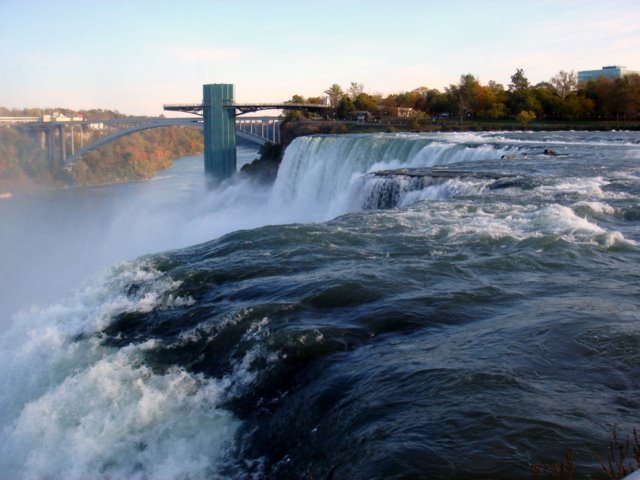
[5, 346, 238, 479]
[387, 199, 635, 249]
[535, 177, 608, 198]
[0, 261, 240, 479]
[531, 204, 605, 234]
[572, 201, 617, 216]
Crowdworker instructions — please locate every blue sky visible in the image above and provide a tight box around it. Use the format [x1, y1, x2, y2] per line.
[1, 0, 639, 115]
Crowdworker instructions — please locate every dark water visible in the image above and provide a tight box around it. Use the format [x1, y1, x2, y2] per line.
[1, 132, 639, 478]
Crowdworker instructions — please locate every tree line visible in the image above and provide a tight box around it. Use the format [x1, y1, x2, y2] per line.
[286, 69, 640, 124]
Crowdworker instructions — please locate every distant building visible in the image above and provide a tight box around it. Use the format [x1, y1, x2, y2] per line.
[577, 66, 640, 83]
[349, 111, 371, 122]
[41, 112, 85, 122]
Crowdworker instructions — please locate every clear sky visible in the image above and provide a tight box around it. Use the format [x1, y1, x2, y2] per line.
[1, 0, 639, 116]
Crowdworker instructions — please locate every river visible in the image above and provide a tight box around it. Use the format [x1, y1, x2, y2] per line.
[0, 145, 260, 328]
[0, 131, 639, 479]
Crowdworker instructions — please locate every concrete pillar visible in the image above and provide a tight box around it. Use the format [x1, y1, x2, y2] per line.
[203, 83, 236, 183]
[46, 127, 56, 166]
[59, 125, 66, 163]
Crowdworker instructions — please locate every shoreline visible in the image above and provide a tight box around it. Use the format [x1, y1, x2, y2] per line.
[0, 154, 202, 198]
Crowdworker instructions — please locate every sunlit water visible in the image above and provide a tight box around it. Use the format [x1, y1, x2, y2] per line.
[1, 132, 639, 479]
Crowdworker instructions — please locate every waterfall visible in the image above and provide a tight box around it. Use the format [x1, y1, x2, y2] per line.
[269, 133, 518, 217]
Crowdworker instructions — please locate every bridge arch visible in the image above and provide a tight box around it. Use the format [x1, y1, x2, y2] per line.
[64, 117, 270, 165]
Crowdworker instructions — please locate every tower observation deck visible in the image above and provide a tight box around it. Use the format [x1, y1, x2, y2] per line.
[164, 84, 329, 183]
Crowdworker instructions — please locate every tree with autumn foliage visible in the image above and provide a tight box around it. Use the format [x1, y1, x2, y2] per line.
[0, 111, 204, 193]
[73, 126, 203, 186]
[354, 93, 378, 115]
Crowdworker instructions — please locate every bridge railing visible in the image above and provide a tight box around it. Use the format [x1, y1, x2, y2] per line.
[236, 118, 281, 143]
[228, 102, 329, 109]
[163, 102, 329, 110]
[0, 116, 41, 124]
[163, 103, 203, 109]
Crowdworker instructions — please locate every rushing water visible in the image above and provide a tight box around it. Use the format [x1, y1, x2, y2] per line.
[1, 131, 639, 479]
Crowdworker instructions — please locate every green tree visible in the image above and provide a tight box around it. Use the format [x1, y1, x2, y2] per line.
[324, 84, 344, 108]
[446, 74, 480, 124]
[581, 77, 615, 119]
[615, 74, 640, 120]
[534, 84, 562, 119]
[336, 96, 355, 119]
[509, 68, 530, 92]
[306, 96, 325, 105]
[507, 69, 541, 117]
[425, 89, 449, 116]
[284, 94, 309, 120]
[560, 95, 594, 120]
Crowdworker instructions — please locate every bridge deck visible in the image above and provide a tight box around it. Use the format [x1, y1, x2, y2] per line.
[164, 102, 329, 116]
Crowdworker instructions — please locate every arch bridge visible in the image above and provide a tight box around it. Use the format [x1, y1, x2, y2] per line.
[63, 117, 283, 165]
[3, 116, 282, 167]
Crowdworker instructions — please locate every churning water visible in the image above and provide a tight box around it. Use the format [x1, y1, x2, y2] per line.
[1, 132, 639, 478]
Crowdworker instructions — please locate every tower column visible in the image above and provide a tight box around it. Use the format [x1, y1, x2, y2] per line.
[203, 83, 236, 183]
